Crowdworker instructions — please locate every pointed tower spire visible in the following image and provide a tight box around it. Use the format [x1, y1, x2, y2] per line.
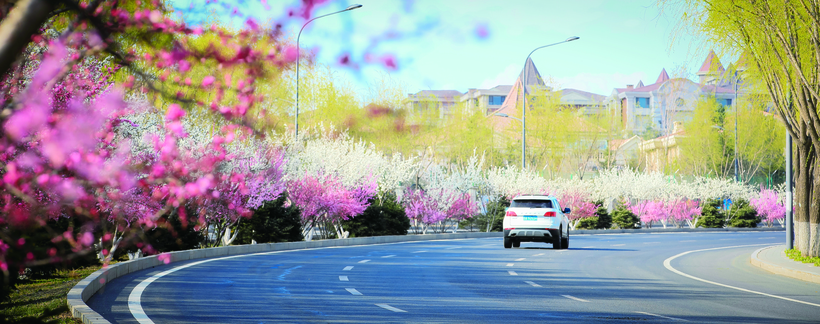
[655, 68, 670, 84]
[697, 50, 725, 84]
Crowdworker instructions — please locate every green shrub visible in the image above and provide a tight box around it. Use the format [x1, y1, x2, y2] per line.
[144, 205, 204, 252]
[785, 249, 820, 267]
[696, 199, 725, 228]
[235, 194, 303, 244]
[728, 199, 760, 228]
[462, 196, 508, 232]
[594, 205, 612, 229]
[342, 193, 410, 237]
[576, 217, 599, 230]
[611, 203, 639, 229]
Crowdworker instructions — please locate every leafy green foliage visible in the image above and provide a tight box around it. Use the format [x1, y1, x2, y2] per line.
[594, 204, 612, 229]
[727, 199, 760, 228]
[466, 197, 509, 232]
[696, 199, 725, 228]
[576, 217, 599, 230]
[144, 206, 204, 252]
[0, 265, 99, 324]
[342, 193, 410, 237]
[785, 249, 820, 267]
[235, 195, 303, 244]
[611, 202, 639, 229]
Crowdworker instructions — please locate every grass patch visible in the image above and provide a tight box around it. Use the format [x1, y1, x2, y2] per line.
[785, 249, 820, 267]
[1, 265, 101, 324]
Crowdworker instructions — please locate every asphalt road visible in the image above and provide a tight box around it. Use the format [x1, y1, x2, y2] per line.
[87, 231, 820, 323]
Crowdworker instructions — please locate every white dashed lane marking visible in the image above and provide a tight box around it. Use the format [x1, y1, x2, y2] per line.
[515, 258, 526, 261]
[506, 263, 514, 267]
[524, 281, 542, 287]
[358, 260, 370, 263]
[382, 255, 395, 258]
[345, 288, 363, 295]
[635, 311, 687, 321]
[508, 271, 518, 276]
[339, 276, 349, 281]
[562, 295, 589, 302]
[343, 266, 354, 271]
[533, 253, 544, 256]
[376, 304, 407, 313]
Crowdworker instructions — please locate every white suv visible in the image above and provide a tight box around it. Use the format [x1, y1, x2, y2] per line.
[502, 195, 570, 249]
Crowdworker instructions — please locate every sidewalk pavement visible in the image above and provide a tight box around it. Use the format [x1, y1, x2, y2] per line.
[751, 244, 820, 284]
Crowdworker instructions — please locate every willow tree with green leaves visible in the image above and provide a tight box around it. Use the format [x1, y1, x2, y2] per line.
[664, 0, 819, 256]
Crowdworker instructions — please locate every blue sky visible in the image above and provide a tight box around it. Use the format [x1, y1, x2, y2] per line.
[172, 0, 726, 98]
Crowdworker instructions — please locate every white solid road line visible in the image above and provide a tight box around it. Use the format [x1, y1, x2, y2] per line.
[339, 276, 349, 281]
[412, 251, 427, 253]
[382, 255, 395, 258]
[561, 295, 589, 302]
[533, 253, 544, 256]
[635, 311, 687, 321]
[358, 260, 370, 263]
[524, 281, 542, 287]
[515, 258, 526, 261]
[376, 304, 408, 312]
[343, 266, 354, 271]
[582, 246, 594, 248]
[345, 288, 363, 295]
[664, 244, 820, 308]
[508, 271, 518, 276]
[506, 263, 514, 267]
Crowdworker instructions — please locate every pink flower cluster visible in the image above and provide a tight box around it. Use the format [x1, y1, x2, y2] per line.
[403, 188, 478, 226]
[751, 189, 786, 226]
[628, 200, 701, 226]
[287, 172, 377, 227]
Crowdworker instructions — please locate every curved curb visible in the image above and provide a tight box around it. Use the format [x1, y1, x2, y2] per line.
[67, 232, 501, 324]
[750, 245, 820, 284]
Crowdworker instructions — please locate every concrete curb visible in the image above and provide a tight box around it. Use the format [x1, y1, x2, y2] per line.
[67, 232, 501, 324]
[570, 227, 785, 234]
[750, 245, 820, 284]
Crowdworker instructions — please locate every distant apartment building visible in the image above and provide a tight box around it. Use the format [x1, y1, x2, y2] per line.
[605, 50, 741, 137]
[461, 85, 513, 115]
[405, 90, 463, 118]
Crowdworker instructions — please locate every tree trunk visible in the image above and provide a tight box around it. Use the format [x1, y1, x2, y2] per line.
[0, 0, 54, 78]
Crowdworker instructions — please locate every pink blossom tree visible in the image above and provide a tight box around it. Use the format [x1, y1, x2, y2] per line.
[558, 191, 596, 230]
[287, 172, 376, 240]
[751, 189, 786, 227]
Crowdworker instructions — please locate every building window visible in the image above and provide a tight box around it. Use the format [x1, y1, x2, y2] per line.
[636, 97, 650, 108]
[489, 95, 506, 105]
[720, 99, 732, 106]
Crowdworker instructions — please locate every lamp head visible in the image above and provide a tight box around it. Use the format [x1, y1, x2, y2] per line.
[346, 4, 363, 10]
[494, 113, 510, 118]
[565, 36, 580, 42]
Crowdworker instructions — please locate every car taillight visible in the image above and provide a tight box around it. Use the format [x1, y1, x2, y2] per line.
[544, 211, 556, 217]
[505, 211, 517, 217]
[504, 228, 515, 230]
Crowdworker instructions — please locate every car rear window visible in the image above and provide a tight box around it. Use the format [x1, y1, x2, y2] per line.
[510, 199, 553, 208]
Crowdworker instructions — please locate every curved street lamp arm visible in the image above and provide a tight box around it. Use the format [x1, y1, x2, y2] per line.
[295, 4, 362, 139]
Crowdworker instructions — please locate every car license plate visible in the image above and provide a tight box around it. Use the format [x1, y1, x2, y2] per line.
[524, 216, 537, 221]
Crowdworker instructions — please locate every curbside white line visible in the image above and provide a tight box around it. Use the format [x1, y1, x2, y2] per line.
[663, 244, 820, 308]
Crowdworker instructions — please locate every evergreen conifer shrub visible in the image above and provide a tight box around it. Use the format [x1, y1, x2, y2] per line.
[235, 194, 303, 244]
[342, 193, 410, 237]
[696, 199, 725, 228]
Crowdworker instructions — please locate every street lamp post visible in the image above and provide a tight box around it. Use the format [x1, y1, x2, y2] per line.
[520, 37, 579, 169]
[734, 79, 739, 182]
[295, 4, 362, 139]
